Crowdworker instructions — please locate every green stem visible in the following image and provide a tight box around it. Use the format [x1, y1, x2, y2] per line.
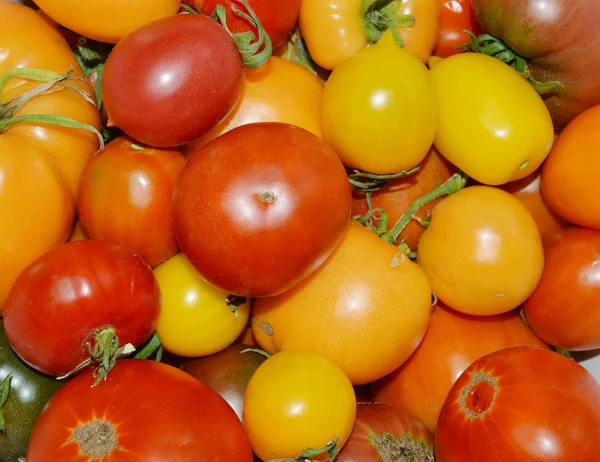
[240, 348, 272, 359]
[349, 166, 420, 192]
[269, 437, 340, 462]
[0, 374, 13, 433]
[360, 0, 415, 47]
[388, 171, 468, 241]
[134, 332, 162, 360]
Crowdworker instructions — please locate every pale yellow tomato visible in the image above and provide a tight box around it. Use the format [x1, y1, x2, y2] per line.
[153, 253, 250, 357]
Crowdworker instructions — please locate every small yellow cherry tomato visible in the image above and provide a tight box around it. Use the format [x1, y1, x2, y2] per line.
[417, 186, 544, 316]
[242, 350, 356, 461]
[321, 32, 437, 174]
[153, 253, 250, 357]
[431, 53, 555, 185]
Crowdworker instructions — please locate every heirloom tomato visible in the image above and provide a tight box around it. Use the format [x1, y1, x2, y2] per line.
[3, 241, 160, 378]
[153, 253, 251, 357]
[172, 123, 352, 297]
[300, 0, 439, 69]
[26, 360, 254, 461]
[417, 186, 544, 315]
[435, 347, 600, 461]
[472, 0, 600, 128]
[321, 32, 437, 174]
[433, 0, 479, 58]
[34, 0, 181, 44]
[0, 2, 101, 310]
[242, 350, 356, 461]
[431, 53, 554, 185]
[252, 221, 432, 385]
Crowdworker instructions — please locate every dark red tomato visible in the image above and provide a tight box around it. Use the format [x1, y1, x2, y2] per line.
[102, 14, 243, 147]
[26, 359, 254, 461]
[179, 344, 267, 421]
[337, 403, 434, 462]
[472, 0, 600, 128]
[185, 0, 301, 49]
[78, 136, 185, 267]
[523, 227, 600, 351]
[3, 241, 160, 377]
[172, 122, 352, 297]
[435, 347, 600, 461]
[433, 0, 479, 58]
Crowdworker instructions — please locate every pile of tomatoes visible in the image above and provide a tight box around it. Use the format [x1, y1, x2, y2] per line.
[1, 0, 600, 460]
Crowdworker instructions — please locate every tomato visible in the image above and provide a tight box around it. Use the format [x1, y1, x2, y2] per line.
[179, 344, 267, 421]
[252, 220, 432, 385]
[472, 0, 600, 128]
[78, 136, 185, 267]
[182, 56, 323, 153]
[501, 168, 570, 243]
[102, 14, 243, 147]
[541, 105, 600, 230]
[435, 347, 600, 461]
[352, 147, 457, 249]
[172, 123, 352, 297]
[3, 241, 160, 378]
[372, 302, 548, 432]
[0, 322, 62, 462]
[242, 350, 356, 461]
[153, 253, 251, 357]
[321, 32, 437, 174]
[34, 0, 180, 44]
[26, 359, 254, 461]
[417, 186, 544, 316]
[337, 403, 434, 462]
[523, 228, 600, 351]
[431, 53, 554, 185]
[0, 2, 101, 310]
[187, 0, 301, 49]
[300, 0, 439, 69]
[433, 0, 479, 58]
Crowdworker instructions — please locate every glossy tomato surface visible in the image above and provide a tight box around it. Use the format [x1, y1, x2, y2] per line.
[172, 122, 352, 297]
[433, 0, 478, 58]
[435, 347, 600, 461]
[102, 14, 243, 147]
[3, 241, 160, 377]
[26, 359, 254, 461]
[523, 227, 600, 351]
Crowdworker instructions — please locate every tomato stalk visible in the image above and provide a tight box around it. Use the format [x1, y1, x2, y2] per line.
[360, 0, 416, 47]
[369, 432, 435, 461]
[0, 374, 12, 433]
[349, 166, 420, 192]
[240, 348, 272, 359]
[133, 332, 163, 361]
[269, 437, 340, 462]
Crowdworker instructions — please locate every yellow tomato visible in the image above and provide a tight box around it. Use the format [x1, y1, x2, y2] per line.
[431, 53, 555, 185]
[242, 350, 356, 461]
[34, 0, 181, 44]
[300, 0, 439, 69]
[321, 32, 437, 174]
[153, 253, 250, 357]
[417, 186, 544, 316]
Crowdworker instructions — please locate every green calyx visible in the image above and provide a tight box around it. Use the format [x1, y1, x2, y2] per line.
[0, 374, 13, 433]
[360, 0, 415, 47]
[133, 332, 163, 362]
[269, 437, 340, 462]
[458, 31, 560, 93]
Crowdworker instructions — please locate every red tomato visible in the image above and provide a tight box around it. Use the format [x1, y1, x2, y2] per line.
[433, 0, 479, 58]
[372, 303, 548, 432]
[3, 241, 160, 377]
[102, 14, 243, 147]
[185, 0, 302, 49]
[337, 403, 434, 462]
[172, 123, 352, 297]
[435, 347, 600, 461]
[523, 227, 600, 351]
[78, 136, 185, 267]
[26, 359, 254, 461]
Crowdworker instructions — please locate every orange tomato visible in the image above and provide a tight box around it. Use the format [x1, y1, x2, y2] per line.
[183, 56, 323, 154]
[0, 2, 101, 310]
[252, 221, 432, 385]
[300, 0, 439, 70]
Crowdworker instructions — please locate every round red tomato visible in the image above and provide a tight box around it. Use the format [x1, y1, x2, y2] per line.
[3, 240, 160, 378]
[435, 347, 600, 461]
[78, 136, 185, 267]
[171, 122, 352, 297]
[102, 14, 243, 147]
[337, 403, 434, 462]
[523, 227, 600, 351]
[26, 359, 254, 461]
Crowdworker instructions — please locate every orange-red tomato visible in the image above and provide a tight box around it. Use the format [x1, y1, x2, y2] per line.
[433, 0, 479, 58]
